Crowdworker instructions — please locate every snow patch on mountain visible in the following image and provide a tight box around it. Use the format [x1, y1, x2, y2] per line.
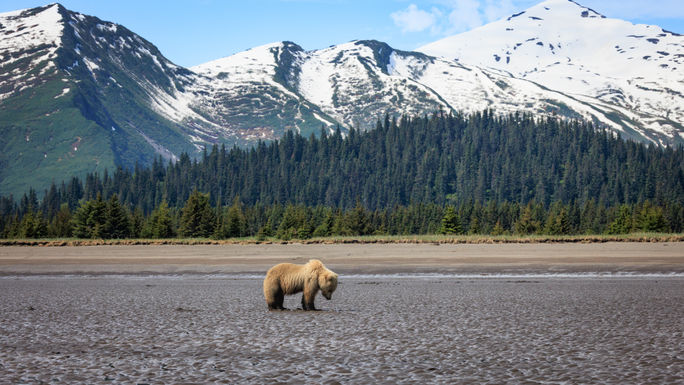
[54, 87, 70, 98]
[0, 4, 63, 55]
[193, 43, 280, 76]
[81, 57, 100, 75]
[298, 47, 337, 108]
[192, 42, 302, 101]
[96, 23, 117, 33]
[0, 4, 64, 100]
[137, 46, 164, 71]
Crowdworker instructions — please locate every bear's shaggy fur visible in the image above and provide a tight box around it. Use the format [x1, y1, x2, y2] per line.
[263, 259, 338, 311]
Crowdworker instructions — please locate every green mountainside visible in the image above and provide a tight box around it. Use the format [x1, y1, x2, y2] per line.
[0, 4, 197, 197]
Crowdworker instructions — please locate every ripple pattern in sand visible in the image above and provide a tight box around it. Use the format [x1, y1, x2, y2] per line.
[1, 277, 683, 384]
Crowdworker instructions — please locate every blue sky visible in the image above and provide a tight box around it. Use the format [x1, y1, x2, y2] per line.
[2, 1, 683, 67]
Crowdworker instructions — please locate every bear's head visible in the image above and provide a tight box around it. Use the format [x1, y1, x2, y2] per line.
[318, 271, 338, 300]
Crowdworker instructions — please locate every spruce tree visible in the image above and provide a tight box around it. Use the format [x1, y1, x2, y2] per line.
[104, 194, 131, 239]
[225, 197, 247, 238]
[608, 205, 633, 234]
[72, 200, 94, 238]
[515, 203, 539, 235]
[130, 207, 145, 238]
[469, 216, 482, 235]
[313, 210, 335, 237]
[145, 201, 175, 238]
[440, 205, 462, 235]
[71, 195, 106, 239]
[343, 202, 371, 236]
[18, 210, 47, 238]
[491, 220, 505, 236]
[88, 194, 107, 239]
[634, 201, 668, 233]
[180, 190, 215, 238]
[544, 204, 571, 235]
[50, 203, 72, 238]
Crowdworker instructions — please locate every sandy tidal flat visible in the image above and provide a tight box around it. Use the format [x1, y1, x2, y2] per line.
[0, 276, 682, 384]
[1, 243, 683, 383]
[0, 242, 683, 275]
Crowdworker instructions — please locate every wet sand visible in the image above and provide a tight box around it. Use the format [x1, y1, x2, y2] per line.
[1, 276, 682, 384]
[1, 243, 683, 383]
[0, 242, 683, 275]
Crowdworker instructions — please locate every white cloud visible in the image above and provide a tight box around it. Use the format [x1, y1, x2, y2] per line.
[445, 0, 482, 32]
[393, 0, 525, 35]
[442, 0, 521, 33]
[483, 0, 516, 23]
[391, 4, 441, 33]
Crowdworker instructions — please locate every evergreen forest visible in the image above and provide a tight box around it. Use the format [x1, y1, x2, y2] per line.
[1, 111, 683, 239]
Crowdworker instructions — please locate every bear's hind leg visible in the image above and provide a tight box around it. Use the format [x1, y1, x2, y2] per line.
[275, 290, 285, 310]
[267, 288, 286, 310]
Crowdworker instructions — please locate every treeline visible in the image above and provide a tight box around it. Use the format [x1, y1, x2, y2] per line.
[5, 110, 683, 214]
[1, 110, 683, 239]
[1, 191, 681, 239]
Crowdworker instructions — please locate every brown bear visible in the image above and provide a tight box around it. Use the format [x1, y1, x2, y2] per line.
[263, 259, 338, 311]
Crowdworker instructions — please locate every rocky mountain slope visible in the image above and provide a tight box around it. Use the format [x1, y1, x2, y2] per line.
[0, 1, 682, 196]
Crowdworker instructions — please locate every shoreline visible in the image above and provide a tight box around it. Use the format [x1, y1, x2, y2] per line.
[0, 233, 683, 247]
[0, 242, 682, 276]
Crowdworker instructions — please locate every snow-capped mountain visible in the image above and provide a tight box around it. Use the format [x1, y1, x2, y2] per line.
[191, 40, 447, 131]
[1, 2, 682, 196]
[189, 37, 681, 145]
[182, 0, 683, 146]
[419, 0, 684, 145]
[189, 41, 338, 142]
[0, 3, 203, 196]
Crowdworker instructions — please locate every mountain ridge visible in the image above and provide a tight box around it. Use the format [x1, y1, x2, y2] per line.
[0, 1, 682, 197]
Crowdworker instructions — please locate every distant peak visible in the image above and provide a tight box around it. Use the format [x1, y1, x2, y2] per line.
[567, 0, 605, 18]
[280, 41, 305, 53]
[530, 0, 605, 18]
[475, 0, 608, 27]
[0, 2, 65, 19]
[355, 39, 390, 47]
[28, 3, 64, 13]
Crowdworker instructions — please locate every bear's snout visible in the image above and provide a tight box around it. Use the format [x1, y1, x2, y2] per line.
[323, 292, 332, 300]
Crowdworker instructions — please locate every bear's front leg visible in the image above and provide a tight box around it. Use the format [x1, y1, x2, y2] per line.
[301, 285, 319, 311]
[301, 295, 317, 311]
